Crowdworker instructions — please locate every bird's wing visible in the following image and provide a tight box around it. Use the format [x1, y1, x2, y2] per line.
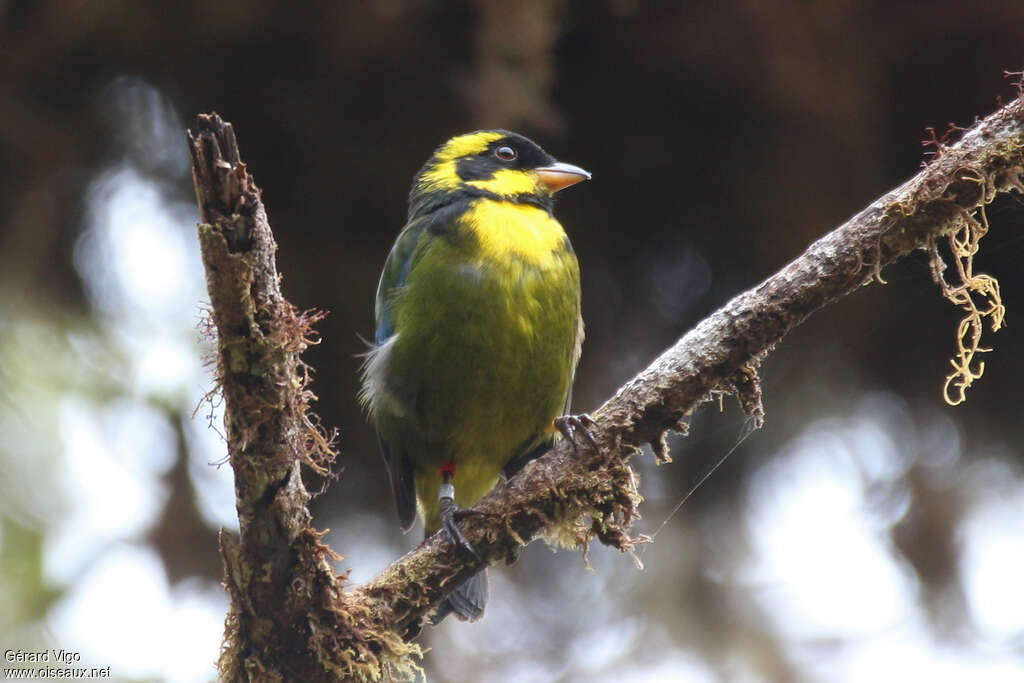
[374, 215, 433, 343]
[371, 214, 438, 531]
[377, 434, 416, 531]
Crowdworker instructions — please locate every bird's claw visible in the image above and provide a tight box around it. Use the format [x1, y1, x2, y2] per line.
[554, 413, 599, 451]
[439, 494, 479, 559]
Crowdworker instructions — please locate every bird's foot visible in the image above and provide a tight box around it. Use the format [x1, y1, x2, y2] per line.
[554, 413, 599, 451]
[439, 485, 480, 559]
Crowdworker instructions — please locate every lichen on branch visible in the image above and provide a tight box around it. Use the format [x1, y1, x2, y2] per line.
[927, 196, 1007, 405]
[189, 114, 420, 683]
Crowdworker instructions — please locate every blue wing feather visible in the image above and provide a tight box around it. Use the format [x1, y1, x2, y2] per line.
[373, 214, 435, 344]
[370, 214, 438, 530]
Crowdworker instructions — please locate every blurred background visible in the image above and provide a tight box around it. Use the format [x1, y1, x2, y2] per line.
[2, 2, 1023, 681]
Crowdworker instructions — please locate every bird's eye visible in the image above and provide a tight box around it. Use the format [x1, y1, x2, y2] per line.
[495, 145, 517, 161]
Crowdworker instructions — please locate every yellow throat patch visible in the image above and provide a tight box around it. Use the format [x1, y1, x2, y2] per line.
[461, 199, 567, 269]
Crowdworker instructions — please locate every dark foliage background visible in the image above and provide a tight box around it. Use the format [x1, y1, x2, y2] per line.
[2, 2, 1022, 681]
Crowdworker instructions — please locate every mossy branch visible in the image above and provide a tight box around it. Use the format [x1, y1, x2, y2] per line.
[189, 88, 1024, 680]
[188, 114, 397, 682]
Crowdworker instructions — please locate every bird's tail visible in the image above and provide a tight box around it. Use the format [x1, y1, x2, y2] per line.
[432, 569, 488, 623]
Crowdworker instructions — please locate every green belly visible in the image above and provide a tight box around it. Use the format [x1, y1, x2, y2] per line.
[381, 238, 581, 530]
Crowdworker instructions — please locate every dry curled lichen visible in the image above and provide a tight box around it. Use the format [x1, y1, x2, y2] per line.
[928, 198, 1005, 406]
[916, 107, 1016, 407]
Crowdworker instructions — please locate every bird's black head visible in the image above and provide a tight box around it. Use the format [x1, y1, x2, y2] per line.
[409, 130, 590, 218]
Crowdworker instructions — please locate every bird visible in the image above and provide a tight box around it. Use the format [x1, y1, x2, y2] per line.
[360, 129, 592, 624]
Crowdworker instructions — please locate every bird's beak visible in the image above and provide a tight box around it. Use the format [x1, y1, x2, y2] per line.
[535, 161, 592, 193]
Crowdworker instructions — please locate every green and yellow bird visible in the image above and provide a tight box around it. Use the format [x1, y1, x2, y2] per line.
[361, 130, 591, 623]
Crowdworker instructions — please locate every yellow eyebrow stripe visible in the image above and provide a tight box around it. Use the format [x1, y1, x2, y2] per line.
[417, 132, 508, 194]
[436, 131, 504, 161]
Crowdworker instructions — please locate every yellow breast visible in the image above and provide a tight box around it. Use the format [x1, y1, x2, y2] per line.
[461, 199, 569, 270]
